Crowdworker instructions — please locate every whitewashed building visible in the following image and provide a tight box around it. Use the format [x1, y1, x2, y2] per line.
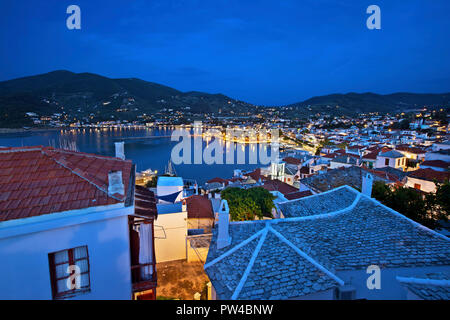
[0, 146, 158, 300]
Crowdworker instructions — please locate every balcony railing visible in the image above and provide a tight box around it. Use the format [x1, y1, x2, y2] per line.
[131, 262, 157, 293]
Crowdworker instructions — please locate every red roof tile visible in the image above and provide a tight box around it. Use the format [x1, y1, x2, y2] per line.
[408, 168, 450, 183]
[262, 179, 299, 196]
[420, 160, 449, 169]
[134, 185, 157, 218]
[0, 146, 133, 222]
[282, 157, 301, 166]
[284, 190, 313, 200]
[185, 195, 214, 219]
[246, 168, 267, 182]
[395, 145, 426, 154]
[206, 177, 228, 185]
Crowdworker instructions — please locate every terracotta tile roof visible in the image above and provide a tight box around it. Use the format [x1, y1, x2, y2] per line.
[262, 179, 298, 196]
[282, 157, 301, 166]
[408, 168, 450, 183]
[207, 177, 228, 185]
[363, 149, 381, 160]
[322, 153, 338, 159]
[0, 146, 133, 222]
[246, 168, 267, 182]
[284, 190, 313, 200]
[135, 185, 157, 218]
[395, 145, 427, 154]
[186, 195, 214, 219]
[420, 160, 450, 170]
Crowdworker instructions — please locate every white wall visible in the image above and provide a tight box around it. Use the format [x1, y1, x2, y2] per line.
[375, 156, 406, 169]
[329, 162, 353, 169]
[0, 209, 132, 300]
[154, 209, 187, 263]
[405, 177, 437, 193]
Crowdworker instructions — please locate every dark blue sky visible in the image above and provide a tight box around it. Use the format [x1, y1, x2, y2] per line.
[1, 0, 449, 105]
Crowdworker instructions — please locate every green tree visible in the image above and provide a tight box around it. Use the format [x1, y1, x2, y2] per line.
[429, 180, 449, 220]
[221, 187, 275, 221]
[145, 176, 157, 188]
[372, 181, 447, 229]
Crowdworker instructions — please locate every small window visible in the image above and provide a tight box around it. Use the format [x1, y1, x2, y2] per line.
[385, 159, 389, 166]
[48, 246, 91, 299]
[414, 183, 421, 190]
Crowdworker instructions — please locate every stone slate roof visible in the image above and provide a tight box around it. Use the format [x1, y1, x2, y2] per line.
[300, 166, 389, 192]
[331, 156, 359, 165]
[277, 187, 357, 218]
[398, 273, 450, 300]
[237, 231, 337, 300]
[379, 150, 405, 158]
[376, 167, 409, 180]
[205, 186, 450, 300]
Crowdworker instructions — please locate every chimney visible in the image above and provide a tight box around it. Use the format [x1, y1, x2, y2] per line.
[217, 200, 231, 249]
[362, 173, 373, 197]
[115, 142, 125, 160]
[108, 171, 124, 196]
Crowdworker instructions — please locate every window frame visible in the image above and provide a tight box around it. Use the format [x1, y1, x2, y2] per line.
[48, 245, 91, 299]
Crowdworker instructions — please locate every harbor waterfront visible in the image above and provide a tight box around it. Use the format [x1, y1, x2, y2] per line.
[0, 127, 270, 185]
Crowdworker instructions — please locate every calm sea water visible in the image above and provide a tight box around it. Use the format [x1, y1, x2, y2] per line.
[0, 127, 266, 185]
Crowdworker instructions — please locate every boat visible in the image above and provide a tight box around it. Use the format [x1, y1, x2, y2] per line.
[164, 159, 177, 177]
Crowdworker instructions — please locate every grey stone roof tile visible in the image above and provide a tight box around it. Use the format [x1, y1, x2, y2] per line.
[398, 273, 450, 300]
[206, 236, 261, 299]
[277, 187, 357, 218]
[205, 186, 450, 300]
[238, 232, 337, 300]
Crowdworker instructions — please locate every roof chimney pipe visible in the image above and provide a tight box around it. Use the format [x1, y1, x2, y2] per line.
[362, 173, 373, 197]
[108, 171, 125, 196]
[217, 200, 231, 249]
[115, 142, 125, 160]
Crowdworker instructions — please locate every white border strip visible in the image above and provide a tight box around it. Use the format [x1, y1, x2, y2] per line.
[231, 227, 269, 300]
[268, 226, 345, 286]
[277, 185, 353, 205]
[271, 192, 362, 224]
[396, 276, 450, 287]
[204, 228, 266, 269]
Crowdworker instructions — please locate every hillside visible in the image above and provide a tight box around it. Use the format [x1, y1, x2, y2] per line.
[0, 71, 252, 127]
[289, 92, 450, 115]
[0, 70, 449, 127]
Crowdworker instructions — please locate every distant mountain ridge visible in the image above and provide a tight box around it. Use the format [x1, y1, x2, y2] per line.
[0, 70, 449, 127]
[0, 70, 255, 127]
[289, 92, 450, 115]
